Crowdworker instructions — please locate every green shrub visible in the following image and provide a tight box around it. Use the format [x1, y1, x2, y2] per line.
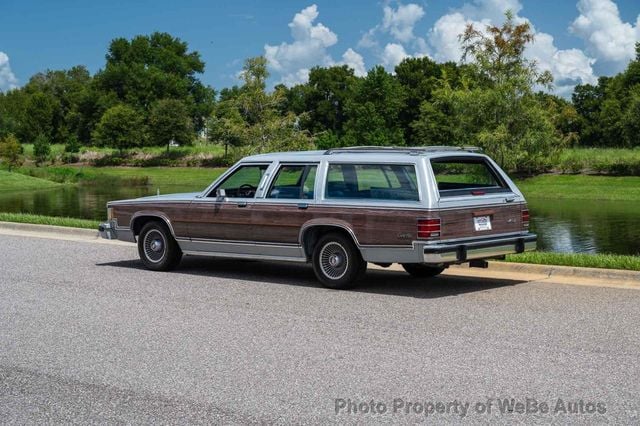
[33, 133, 51, 165]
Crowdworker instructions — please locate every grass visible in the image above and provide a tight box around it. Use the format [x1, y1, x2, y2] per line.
[93, 167, 224, 189]
[0, 212, 99, 229]
[13, 166, 225, 190]
[506, 251, 640, 272]
[515, 174, 640, 201]
[556, 148, 640, 175]
[0, 170, 62, 192]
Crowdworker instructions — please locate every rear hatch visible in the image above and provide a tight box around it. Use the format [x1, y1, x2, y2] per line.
[428, 155, 529, 240]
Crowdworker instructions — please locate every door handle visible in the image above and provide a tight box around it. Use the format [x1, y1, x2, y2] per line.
[297, 203, 309, 210]
[237, 202, 248, 208]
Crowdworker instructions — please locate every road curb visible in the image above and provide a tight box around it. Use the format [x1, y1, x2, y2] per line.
[487, 261, 640, 283]
[0, 221, 99, 238]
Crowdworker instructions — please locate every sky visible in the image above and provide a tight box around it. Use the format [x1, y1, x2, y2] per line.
[1, 0, 639, 97]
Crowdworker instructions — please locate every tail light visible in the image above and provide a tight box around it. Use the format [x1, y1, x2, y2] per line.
[418, 218, 441, 239]
[521, 209, 530, 229]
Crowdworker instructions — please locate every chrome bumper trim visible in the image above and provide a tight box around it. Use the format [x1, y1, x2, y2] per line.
[99, 220, 135, 242]
[423, 233, 537, 263]
[98, 221, 117, 240]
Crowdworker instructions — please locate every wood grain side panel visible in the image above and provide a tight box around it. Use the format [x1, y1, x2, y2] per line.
[438, 204, 525, 239]
[112, 203, 191, 237]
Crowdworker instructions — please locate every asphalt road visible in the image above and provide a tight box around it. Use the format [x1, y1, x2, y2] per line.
[1, 234, 639, 424]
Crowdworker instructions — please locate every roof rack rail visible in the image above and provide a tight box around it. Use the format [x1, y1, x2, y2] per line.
[323, 146, 483, 155]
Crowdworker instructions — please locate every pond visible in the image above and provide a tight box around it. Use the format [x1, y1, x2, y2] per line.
[0, 185, 638, 256]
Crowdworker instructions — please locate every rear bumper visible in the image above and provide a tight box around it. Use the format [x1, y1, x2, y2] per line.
[422, 233, 537, 263]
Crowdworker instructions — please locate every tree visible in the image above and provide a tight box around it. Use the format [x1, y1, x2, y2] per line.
[21, 92, 56, 144]
[299, 65, 357, 137]
[429, 11, 562, 173]
[460, 10, 552, 88]
[342, 66, 406, 147]
[24, 66, 93, 145]
[33, 133, 51, 165]
[95, 32, 215, 133]
[92, 104, 145, 153]
[149, 99, 194, 152]
[0, 134, 23, 170]
[395, 57, 465, 145]
[622, 88, 640, 147]
[207, 57, 313, 160]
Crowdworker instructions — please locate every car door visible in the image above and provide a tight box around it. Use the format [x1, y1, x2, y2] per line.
[187, 163, 272, 243]
[249, 163, 318, 244]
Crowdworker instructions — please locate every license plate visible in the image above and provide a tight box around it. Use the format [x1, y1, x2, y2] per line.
[474, 215, 492, 231]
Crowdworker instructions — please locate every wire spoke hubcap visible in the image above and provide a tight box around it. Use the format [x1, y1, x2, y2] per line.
[319, 242, 349, 280]
[143, 230, 166, 263]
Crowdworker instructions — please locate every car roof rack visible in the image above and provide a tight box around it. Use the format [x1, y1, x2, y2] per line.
[323, 146, 483, 155]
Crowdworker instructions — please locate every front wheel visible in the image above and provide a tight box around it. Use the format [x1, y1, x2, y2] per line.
[138, 221, 182, 271]
[401, 263, 445, 278]
[312, 233, 366, 289]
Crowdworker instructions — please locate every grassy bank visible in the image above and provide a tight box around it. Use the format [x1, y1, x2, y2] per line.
[556, 148, 640, 175]
[0, 212, 99, 229]
[0, 170, 62, 192]
[14, 166, 224, 190]
[506, 252, 640, 271]
[516, 174, 640, 201]
[21, 141, 228, 168]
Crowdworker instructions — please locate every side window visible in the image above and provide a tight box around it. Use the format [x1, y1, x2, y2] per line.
[431, 157, 509, 197]
[210, 164, 269, 198]
[325, 164, 419, 201]
[267, 165, 317, 199]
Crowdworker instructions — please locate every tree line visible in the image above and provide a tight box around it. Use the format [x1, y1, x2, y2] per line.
[1, 13, 639, 173]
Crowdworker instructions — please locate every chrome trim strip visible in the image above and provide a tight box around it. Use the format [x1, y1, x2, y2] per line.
[176, 237, 299, 248]
[182, 250, 307, 263]
[178, 239, 306, 260]
[298, 222, 361, 247]
[424, 231, 532, 245]
[129, 211, 177, 238]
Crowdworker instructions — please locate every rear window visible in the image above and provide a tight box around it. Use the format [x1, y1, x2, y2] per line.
[430, 157, 510, 197]
[325, 164, 419, 201]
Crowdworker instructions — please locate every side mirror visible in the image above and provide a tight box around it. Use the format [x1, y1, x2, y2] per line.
[215, 188, 226, 199]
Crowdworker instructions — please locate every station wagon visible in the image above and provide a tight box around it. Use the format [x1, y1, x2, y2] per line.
[99, 146, 536, 288]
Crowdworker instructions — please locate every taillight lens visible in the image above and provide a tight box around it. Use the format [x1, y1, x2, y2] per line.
[522, 209, 530, 229]
[418, 218, 441, 239]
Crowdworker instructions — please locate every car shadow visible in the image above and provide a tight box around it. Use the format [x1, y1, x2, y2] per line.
[96, 256, 528, 299]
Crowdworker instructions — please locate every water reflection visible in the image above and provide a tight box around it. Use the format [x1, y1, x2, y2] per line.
[0, 187, 639, 256]
[528, 197, 640, 255]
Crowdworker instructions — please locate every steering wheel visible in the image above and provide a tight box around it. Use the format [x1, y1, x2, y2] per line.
[238, 183, 257, 197]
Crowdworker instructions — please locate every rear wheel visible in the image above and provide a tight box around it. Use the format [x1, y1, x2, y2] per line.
[312, 233, 366, 289]
[401, 263, 445, 278]
[138, 221, 182, 271]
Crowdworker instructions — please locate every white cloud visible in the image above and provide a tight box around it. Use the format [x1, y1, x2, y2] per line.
[264, 4, 338, 85]
[428, 12, 478, 63]
[0, 52, 18, 92]
[570, 0, 640, 70]
[357, 28, 379, 50]
[341, 48, 367, 77]
[423, 0, 597, 96]
[525, 32, 597, 95]
[264, 5, 369, 85]
[382, 3, 425, 43]
[382, 43, 410, 70]
[460, 0, 523, 22]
